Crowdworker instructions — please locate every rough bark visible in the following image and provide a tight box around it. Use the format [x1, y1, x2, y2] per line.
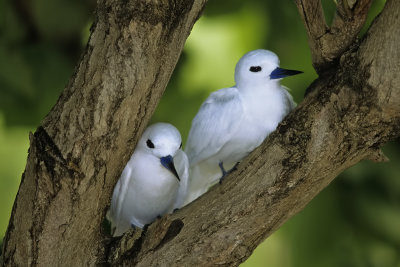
[1, 0, 207, 265]
[2, 0, 399, 266]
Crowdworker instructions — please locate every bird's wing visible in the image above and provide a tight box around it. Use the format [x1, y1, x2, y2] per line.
[282, 85, 296, 113]
[185, 87, 244, 165]
[109, 159, 134, 236]
[172, 149, 190, 209]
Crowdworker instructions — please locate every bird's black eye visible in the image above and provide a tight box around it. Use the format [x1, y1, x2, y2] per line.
[146, 139, 155, 149]
[250, 66, 262, 72]
[179, 142, 182, 149]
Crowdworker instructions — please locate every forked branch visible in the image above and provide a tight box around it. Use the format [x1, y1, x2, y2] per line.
[295, 0, 372, 72]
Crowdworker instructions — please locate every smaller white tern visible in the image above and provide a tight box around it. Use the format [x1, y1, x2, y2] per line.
[108, 123, 189, 236]
[184, 49, 302, 205]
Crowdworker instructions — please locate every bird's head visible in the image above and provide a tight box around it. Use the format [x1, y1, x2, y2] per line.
[139, 123, 182, 181]
[234, 49, 302, 89]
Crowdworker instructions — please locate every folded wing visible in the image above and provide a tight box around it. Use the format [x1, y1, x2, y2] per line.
[185, 87, 244, 166]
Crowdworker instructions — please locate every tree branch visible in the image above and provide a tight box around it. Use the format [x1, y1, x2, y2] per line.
[295, 0, 372, 72]
[294, 0, 328, 70]
[110, 0, 400, 265]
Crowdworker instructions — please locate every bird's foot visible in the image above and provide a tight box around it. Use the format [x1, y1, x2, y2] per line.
[219, 162, 239, 184]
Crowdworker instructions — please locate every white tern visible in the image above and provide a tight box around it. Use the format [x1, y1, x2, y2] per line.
[108, 123, 189, 236]
[184, 49, 302, 205]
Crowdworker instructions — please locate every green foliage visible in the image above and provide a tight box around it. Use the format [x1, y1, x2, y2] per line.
[0, 1, 398, 266]
[0, 0, 95, 243]
[0, 0, 94, 126]
[0, 115, 32, 235]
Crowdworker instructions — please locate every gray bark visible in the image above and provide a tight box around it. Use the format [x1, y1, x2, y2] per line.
[1, 0, 399, 266]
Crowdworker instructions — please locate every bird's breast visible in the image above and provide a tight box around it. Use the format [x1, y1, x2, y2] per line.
[135, 164, 179, 196]
[242, 91, 287, 132]
[123, 163, 179, 219]
[219, 89, 288, 161]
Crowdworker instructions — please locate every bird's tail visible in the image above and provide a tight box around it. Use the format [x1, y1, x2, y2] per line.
[106, 206, 132, 237]
[184, 162, 220, 205]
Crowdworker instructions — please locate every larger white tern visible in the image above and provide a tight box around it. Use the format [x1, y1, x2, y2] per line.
[184, 49, 302, 205]
[108, 123, 189, 236]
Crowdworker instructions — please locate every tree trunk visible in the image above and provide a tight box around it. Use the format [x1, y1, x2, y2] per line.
[1, 0, 399, 266]
[1, 0, 207, 265]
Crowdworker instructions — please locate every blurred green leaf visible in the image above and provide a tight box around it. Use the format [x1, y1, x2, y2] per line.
[32, 0, 92, 41]
[0, 114, 31, 238]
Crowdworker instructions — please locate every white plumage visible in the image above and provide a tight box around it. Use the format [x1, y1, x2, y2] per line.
[184, 49, 301, 205]
[108, 123, 189, 236]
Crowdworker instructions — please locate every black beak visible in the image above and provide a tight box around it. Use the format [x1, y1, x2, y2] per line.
[270, 67, 303, 79]
[160, 155, 180, 181]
